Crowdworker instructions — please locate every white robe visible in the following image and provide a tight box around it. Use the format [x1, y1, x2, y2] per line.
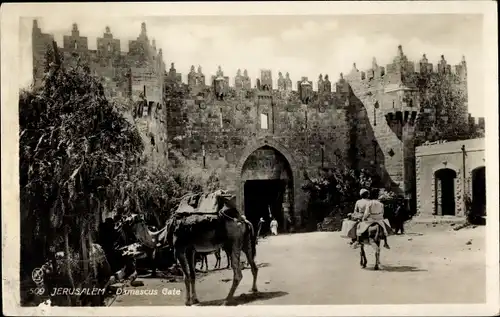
[270, 220, 278, 235]
[357, 200, 391, 236]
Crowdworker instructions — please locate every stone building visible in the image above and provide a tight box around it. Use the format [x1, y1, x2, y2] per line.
[415, 138, 485, 217]
[32, 20, 485, 230]
[168, 45, 484, 231]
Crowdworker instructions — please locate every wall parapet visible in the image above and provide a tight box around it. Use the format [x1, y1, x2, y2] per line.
[416, 138, 485, 156]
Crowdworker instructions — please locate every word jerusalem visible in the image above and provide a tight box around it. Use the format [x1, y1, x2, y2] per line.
[50, 288, 106, 297]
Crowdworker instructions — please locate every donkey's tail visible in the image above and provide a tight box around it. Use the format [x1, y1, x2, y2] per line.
[244, 220, 257, 259]
[164, 218, 176, 247]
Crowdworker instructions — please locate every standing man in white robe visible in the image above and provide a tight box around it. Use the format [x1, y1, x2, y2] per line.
[270, 218, 278, 235]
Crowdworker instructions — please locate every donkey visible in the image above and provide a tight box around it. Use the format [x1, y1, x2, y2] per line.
[358, 223, 386, 270]
[196, 248, 231, 271]
[114, 214, 168, 277]
[162, 190, 259, 306]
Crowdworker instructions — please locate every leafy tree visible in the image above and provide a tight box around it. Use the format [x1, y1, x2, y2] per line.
[20, 44, 144, 303]
[410, 71, 471, 145]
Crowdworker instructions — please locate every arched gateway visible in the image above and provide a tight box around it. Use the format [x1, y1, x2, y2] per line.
[236, 139, 299, 233]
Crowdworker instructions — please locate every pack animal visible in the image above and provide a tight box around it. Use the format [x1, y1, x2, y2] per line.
[160, 190, 259, 306]
[196, 248, 231, 271]
[358, 223, 386, 270]
[113, 214, 169, 277]
[98, 217, 138, 279]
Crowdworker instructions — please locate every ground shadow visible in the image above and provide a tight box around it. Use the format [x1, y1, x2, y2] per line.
[377, 264, 427, 273]
[401, 232, 424, 236]
[198, 291, 289, 306]
[211, 267, 231, 272]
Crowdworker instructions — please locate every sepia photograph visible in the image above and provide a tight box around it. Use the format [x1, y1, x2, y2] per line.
[1, 2, 498, 316]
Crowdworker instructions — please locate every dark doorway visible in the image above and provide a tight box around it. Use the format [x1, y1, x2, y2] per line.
[472, 166, 486, 217]
[435, 169, 457, 216]
[244, 179, 286, 235]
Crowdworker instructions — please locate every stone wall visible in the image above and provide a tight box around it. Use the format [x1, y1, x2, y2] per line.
[32, 20, 165, 105]
[166, 45, 471, 228]
[32, 20, 169, 170]
[168, 89, 353, 226]
[415, 138, 485, 217]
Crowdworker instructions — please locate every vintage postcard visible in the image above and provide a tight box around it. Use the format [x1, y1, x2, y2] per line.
[1, 1, 498, 316]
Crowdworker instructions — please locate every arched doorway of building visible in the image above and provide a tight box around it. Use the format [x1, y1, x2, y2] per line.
[434, 168, 457, 216]
[240, 145, 293, 235]
[471, 166, 486, 217]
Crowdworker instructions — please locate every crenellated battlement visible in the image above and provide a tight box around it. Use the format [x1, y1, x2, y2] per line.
[32, 20, 166, 105]
[173, 44, 467, 95]
[33, 20, 164, 64]
[32, 20, 467, 101]
[345, 45, 467, 85]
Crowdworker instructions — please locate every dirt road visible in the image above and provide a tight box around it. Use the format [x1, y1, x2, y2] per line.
[111, 223, 486, 306]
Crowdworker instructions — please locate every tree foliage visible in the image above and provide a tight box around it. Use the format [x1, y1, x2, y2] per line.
[301, 167, 380, 226]
[19, 51, 147, 304]
[20, 59, 144, 250]
[410, 71, 472, 145]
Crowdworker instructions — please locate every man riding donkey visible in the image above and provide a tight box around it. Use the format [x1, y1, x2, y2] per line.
[349, 188, 391, 249]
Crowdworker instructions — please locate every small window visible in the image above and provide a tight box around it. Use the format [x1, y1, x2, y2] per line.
[260, 113, 269, 129]
[107, 43, 111, 52]
[74, 41, 78, 49]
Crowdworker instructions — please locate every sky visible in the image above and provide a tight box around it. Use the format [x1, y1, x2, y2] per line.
[19, 14, 485, 117]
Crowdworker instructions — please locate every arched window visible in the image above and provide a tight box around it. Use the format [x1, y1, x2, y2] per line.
[74, 41, 78, 49]
[107, 43, 111, 52]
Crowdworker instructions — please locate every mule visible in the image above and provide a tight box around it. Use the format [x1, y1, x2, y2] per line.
[99, 217, 138, 279]
[196, 248, 231, 271]
[113, 214, 169, 277]
[358, 223, 386, 270]
[162, 190, 259, 306]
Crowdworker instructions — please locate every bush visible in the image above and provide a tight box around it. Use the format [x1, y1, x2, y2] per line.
[301, 167, 378, 228]
[19, 51, 145, 304]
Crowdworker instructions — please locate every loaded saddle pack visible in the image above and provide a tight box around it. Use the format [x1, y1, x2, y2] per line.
[159, 190, 245, 248]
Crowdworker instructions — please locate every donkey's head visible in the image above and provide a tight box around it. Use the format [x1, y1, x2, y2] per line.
[118, 213, 158, 249]
[114, 213, 145, 230]
[213, 189, 236, 212]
